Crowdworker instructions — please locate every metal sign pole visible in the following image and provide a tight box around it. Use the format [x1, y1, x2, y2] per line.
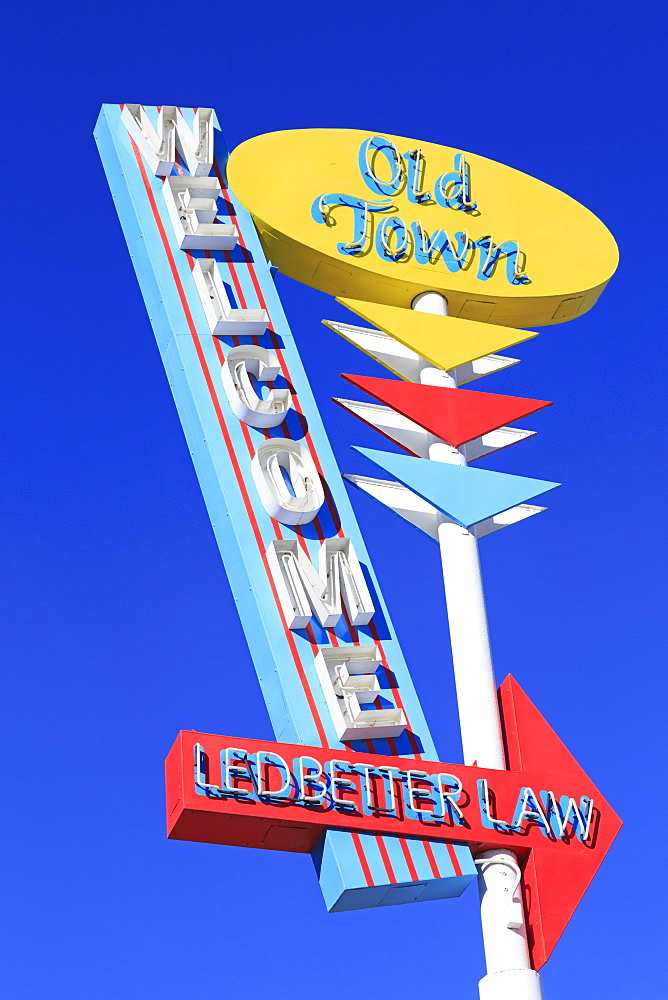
[413, 291, 544, 1000]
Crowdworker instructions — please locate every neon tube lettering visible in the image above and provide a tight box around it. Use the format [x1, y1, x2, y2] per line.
[221, 345, 292, 429]
[311, 193, 393, 255]
[359, 135, 405, 196]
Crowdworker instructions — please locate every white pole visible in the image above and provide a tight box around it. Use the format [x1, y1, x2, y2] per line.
[411, 291, 544, 1000]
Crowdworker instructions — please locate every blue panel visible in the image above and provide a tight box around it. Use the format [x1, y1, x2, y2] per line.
[353, 446, 560, 527]
[312, 832, 388, 911]
[313, 831, 476, 911]
[94, 104, 474, 912]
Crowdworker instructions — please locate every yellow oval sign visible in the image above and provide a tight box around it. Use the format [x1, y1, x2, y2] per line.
[227, 128, 618, 328]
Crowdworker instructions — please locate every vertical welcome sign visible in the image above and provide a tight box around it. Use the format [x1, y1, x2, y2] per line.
[95, 105, 478, 908]
[95, 106, 621, 993]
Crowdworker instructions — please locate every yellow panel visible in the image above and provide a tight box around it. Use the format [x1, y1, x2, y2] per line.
[227, 128, 619, 328]
[336, 298, 538, 371]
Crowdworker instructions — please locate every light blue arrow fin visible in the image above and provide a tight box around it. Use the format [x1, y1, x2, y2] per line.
[343, 474, 546, 540]
[352, 447, 560, 528]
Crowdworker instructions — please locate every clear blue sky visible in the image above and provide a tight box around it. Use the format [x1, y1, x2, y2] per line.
[2, 2, 665, 997]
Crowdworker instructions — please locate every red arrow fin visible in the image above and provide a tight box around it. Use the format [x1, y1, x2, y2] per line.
[341, 373, 551, 448]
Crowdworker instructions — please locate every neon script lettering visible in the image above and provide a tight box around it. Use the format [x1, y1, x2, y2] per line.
[311, 135, 529, 285]
[195, 744, 592, 843]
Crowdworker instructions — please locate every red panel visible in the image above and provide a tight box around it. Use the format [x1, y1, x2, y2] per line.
[167, 729, 592, 852]
[341, 373, 552, 448]
[165, 732, 488, 850]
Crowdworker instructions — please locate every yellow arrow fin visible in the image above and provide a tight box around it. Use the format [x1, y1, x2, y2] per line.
[336, 297, 538, 372]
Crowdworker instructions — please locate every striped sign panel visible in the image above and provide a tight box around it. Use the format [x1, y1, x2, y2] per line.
[94, 104, 476, 908]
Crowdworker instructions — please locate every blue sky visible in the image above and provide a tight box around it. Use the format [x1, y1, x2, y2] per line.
[2, 2, 665, 997]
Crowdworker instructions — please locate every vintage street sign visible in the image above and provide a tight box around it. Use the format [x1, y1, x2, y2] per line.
[227, 128, 618, 327]
[96, 104, 620, 997]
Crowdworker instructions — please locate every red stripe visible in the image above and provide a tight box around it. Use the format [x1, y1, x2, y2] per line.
[422, 840, 442, 879]
[420, 840, 464, 879]
[446, 842, 463, 877]
[304, 624, 321, 658]
[375, 836, 398, 884]
[369, 619, 422, 759]
[398, 838, 420, 882]
[343, 605, 420, 758]
[223, 248, 248, 307]
[350, 832, 374, 886]
[209, 337, 287, 545]
[347, 609, 394, 753]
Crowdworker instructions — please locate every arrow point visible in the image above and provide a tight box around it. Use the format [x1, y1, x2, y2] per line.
[336, 297, 538, 372]
[499, 676, 623, 970]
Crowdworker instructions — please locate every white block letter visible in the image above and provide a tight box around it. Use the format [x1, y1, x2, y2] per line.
[297, 757, 327, 804]
[221, 345, 290, 428]
[162, 176, 238, 251]
[122, 105, 214, 176]
[313, 645, 406, 742]
[266, 537, 374, 628]
[193, 259, 268, 336]
[251, 439, 324, 525]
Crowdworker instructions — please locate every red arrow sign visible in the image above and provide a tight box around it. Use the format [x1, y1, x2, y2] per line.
[165, 676, 621, 969]
[498, 677, 622, 968]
